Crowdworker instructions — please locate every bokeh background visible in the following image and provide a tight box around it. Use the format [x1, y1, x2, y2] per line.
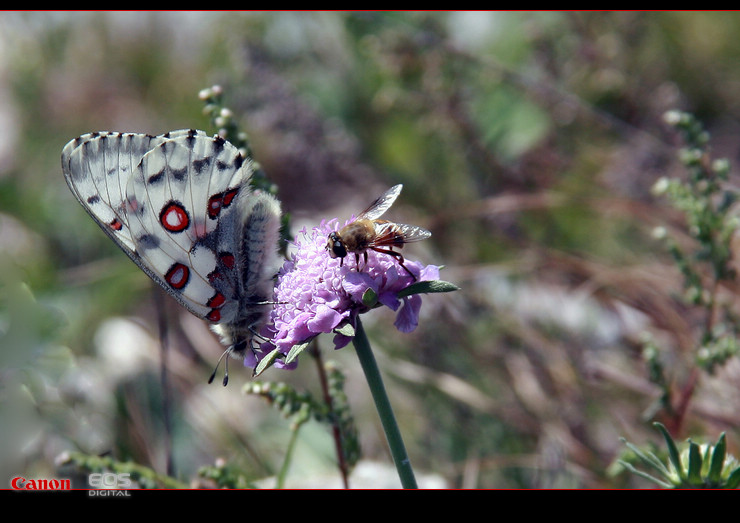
[2, 11, 740, 489]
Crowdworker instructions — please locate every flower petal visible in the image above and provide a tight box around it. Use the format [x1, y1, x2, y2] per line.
[254, 216, 437, 369]
[307, 304, 345, 333]
[394, 295, 422, 333]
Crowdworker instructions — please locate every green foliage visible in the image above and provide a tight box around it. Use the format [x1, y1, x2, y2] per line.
[58, 451, 189, 489]
[5, 11, 740, 489]
[651, 110, 740, 372]
[616, 110, 740, 488]
[198, 459, 258, 489]
[199, 85, 293, 256]
[616, 423, 740, 489]
[246, 359, 360, 487]
[199, 85, 274, 194]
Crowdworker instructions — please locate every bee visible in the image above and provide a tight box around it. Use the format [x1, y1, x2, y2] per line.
[326, 184, 431, 280]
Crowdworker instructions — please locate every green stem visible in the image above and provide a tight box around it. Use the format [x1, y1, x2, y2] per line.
[352, 317, 418, 489]
[276, 427, 301, 489]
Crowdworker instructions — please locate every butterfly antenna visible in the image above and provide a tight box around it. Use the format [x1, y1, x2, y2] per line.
[223, 352, 231, 387]
[208, 347, 232, 386]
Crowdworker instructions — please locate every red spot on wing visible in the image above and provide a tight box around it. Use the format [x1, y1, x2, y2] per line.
[165, 263, 189, 289]
[207, 292, 226, 308]
[222, 188, 238, 206]
[206, 309, 221, 322]
[207, 188, 239, 219]
[109, 218, 123, 231]
[219, 252, 235, 269]
[207, 196, 222, 219]
[160, 201, 189, 232]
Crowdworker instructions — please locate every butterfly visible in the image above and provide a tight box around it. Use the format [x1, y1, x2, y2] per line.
[61, 129, 282, 385]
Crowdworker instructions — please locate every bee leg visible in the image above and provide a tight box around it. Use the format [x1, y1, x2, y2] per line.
[349, 252, 368, 273]
[371, 247, 417, 281]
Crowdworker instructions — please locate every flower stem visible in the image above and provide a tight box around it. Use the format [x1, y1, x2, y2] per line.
[276, 428, 300, 489]
[352, 317, 418, 489]
[311, 341, 351, 489]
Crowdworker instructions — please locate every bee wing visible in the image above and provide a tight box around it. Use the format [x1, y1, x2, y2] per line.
[390, 222, 431, 242]
[373, 221, 432, 245]
[357, 184, 403, 221]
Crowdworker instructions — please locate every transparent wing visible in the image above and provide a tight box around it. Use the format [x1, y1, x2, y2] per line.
[357, 184, 403, 221]
[372, 221, 431, 246]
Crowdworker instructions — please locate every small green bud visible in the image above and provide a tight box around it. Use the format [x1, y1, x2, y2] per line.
[652, 177, 670, 196]
[651, 226, 667, 240]
[663, 110, 684, 126]
[712, 158, 730, 176]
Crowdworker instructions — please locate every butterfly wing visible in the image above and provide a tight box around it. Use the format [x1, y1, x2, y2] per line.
[209, 188, 282, 351]
[61, 129, 254, 325]
[61, 129, 208, 253]
[64, 132, 154, 254]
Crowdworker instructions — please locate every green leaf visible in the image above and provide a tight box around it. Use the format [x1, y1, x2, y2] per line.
[654, 422, 687, 483]
[687, 440, 703, 486]
[708, 433, 726, 485]
[726, 467, 740, 489]
[362, 288, 379, 308]
[285, 340, 312, 365]
[334, 322, 355, 337]
[397, 279, 459, 298]
[621, 438, 672, 479]
[617, 460, 674, 489]
[254, 347, 283, 377]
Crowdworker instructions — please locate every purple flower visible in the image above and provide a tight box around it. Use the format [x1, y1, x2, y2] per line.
[245, 218, 440, 370]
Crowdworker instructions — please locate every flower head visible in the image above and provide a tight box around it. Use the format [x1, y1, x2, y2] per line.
[245, 218, 440, 370]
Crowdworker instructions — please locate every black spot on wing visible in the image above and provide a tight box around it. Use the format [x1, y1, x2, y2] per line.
[192, 157, 211, 173]
[183, 129, 198, 147]
[211, 136, 226, 156]
[192, 230, 218, 252]
[148, 169, 165, 185]
[171, 167, 188, 182]
[137, 233, 160, 251]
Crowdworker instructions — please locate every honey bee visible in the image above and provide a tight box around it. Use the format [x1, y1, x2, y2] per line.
[326, 184, 431, 280]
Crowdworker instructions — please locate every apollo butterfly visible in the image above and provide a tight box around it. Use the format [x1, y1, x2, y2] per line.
[61, 129, 282, 385]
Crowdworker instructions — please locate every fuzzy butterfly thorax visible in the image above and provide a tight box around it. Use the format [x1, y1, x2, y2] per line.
[62, 129, 282, 383]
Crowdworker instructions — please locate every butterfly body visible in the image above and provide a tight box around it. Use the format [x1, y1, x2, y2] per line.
[62, 129, 282, 382]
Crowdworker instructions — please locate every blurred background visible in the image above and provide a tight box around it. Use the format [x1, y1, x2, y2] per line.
[2, 11, 740, 489]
